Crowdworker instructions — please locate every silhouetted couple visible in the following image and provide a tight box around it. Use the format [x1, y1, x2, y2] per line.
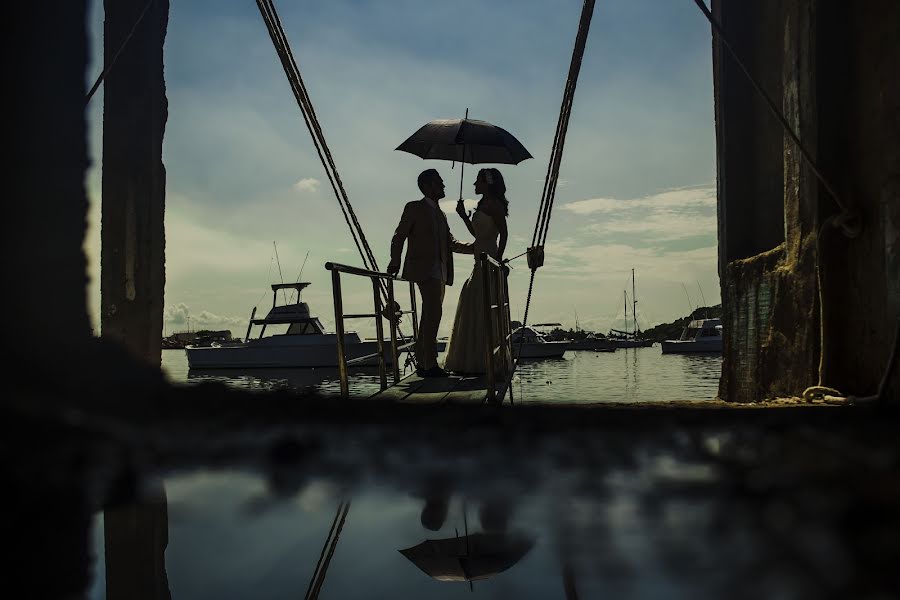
[387, 168, 513, 377]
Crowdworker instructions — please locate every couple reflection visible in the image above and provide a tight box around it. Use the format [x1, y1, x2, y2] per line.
[98, 476, 534, 599]
[400, 478, 535, 585]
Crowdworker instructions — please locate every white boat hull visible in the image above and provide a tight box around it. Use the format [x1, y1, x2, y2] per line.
[660, 338, 722, 354]
[513, 341, 569, 359]
[186, 333, 400, 369]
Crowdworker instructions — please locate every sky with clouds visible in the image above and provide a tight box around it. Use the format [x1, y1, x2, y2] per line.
[84, 0, 719, 338]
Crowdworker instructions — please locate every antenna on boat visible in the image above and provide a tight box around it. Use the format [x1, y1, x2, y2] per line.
[681, 283, 695, 319]
[291, 250, 310, 303]
[273, 241, 288, 304]
[696, 281, 708, 317]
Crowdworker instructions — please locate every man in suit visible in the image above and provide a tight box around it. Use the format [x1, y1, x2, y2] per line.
[388, 169, 460, 377]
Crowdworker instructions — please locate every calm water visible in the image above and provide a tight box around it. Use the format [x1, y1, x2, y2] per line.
[163, 347, 722, 403]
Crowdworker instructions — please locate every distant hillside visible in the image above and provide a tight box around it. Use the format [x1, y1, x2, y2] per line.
[641, 305, 722, 342]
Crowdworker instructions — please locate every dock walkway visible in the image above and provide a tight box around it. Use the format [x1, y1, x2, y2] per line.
[369, 373, 500, 404]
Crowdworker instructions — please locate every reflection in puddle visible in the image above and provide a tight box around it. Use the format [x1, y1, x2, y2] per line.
[91, 472, 544, 599]
[16, 414, 897, 600]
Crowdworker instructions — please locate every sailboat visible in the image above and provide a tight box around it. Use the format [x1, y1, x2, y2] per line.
[566, 309, 616, 351]
[606, 269, 654, 348]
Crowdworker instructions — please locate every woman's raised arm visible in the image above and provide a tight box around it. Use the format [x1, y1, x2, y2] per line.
[456, 199, 476, 237]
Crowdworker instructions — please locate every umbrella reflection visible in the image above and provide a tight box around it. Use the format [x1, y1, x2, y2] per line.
[399, 531, 534, 582]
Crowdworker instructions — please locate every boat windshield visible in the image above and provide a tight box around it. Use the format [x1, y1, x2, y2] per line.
[286, 319, 325, 335]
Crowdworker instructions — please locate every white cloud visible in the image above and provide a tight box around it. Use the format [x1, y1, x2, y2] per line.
[588, 211, 717, 241]
[164, 303, 245, 329]
[561, 184, 716, 215]
[293, 177, 321, 193]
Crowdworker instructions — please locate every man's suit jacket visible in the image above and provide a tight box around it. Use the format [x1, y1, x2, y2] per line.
[389, 198, 470, 285]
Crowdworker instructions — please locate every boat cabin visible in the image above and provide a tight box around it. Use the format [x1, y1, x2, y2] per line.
[246, 283, 326, 339]
[511, 326, 548, 344]
[679, 318, 722, 341]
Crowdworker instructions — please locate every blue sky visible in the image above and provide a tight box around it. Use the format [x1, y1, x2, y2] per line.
[84, 0, 719, 337]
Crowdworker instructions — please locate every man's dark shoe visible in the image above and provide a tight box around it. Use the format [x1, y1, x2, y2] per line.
[422, 366, 448, 378]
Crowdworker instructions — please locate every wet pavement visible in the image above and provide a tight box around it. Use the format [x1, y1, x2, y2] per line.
[5, 387, 899, 599]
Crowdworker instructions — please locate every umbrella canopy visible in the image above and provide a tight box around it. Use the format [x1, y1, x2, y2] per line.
[399, 532, 534, 582]
[396, 118, 532, 165]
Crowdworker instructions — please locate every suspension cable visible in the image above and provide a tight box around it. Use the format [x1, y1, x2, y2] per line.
[502, 0, 596, 401]
[532, 0, 595, 250]
[256, 0, 375, 273]
[256, 0, 414, 351]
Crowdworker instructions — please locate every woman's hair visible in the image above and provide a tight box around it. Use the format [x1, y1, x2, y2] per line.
[479, 168, 508, 215]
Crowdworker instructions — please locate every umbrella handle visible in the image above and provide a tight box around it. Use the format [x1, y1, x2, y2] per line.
[459, 108, 469, 203]
[459, 147, 465, 202]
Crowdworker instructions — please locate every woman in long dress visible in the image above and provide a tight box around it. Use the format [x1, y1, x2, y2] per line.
[444, 168, 513, 375]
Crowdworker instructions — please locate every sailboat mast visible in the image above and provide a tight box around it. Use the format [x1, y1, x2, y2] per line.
[623, 290, 628, 335]
[632, 268, 638, 335]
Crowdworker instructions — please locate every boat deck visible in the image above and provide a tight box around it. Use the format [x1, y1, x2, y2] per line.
[368, 372, 501, 404]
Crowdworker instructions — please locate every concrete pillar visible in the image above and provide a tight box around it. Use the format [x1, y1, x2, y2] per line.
[8, 1, 93, 379]
[715, 0, 899, 401]
[100, 0, 169, 366]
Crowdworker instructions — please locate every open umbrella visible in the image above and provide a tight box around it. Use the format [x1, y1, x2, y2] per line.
[396, 110, 532, 201]
[399, 532, 534, 582]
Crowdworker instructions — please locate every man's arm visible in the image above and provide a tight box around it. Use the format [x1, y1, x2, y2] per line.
[388, 204, 414, 275]
[450, 232, 474, 254]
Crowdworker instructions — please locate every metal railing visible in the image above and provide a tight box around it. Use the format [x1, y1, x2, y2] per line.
[480, 253, 514, 404]
[325, 262, 418, 396]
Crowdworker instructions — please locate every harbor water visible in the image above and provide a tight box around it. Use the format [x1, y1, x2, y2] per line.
[163, 347, 723, 402]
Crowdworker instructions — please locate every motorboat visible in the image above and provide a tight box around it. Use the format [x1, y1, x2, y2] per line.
[661, 318, 723, 354]
[567, 333, 617, 351]
[186, 282, 398, 369]
[510, 326, 570, 359]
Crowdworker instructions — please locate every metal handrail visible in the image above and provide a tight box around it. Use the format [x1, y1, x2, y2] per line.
[480, 253, 514, 404]
[325, 262, 417, 396]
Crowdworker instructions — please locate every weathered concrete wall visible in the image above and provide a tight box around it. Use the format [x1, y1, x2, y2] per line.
[100, 0, 170, 366]
[715, 0, 899, 402]
[714, 0, 786, 266]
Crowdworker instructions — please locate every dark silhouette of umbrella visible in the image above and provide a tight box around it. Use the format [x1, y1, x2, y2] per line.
[399, 532, 534, 582]
[396, 118, 532, 165]
[396, 111, 532, 201]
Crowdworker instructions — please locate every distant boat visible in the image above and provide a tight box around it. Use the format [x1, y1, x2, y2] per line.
[567, 333, 617, 351]
[606, 330, 654, 348]
[186, 282, 399, 369]
[661, 318, 723, 354]
[559, 312, 617, 351]
[606, 269, 654, 348]
[511, 326, 570, 359]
